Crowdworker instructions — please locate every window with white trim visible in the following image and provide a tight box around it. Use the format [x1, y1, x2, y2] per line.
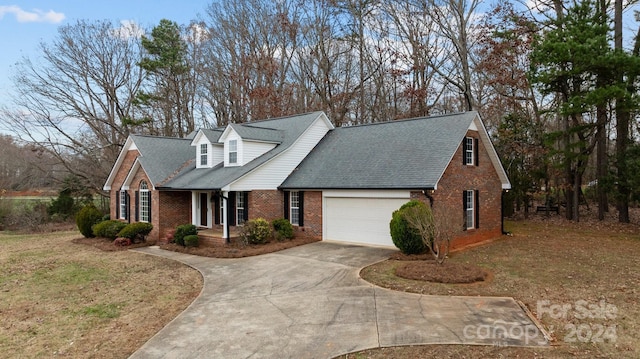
[290, 191, 300, 226]
[465, 190, 474, 229]
[140, 180, 150, 223]
[200, 143, 208, 166]
[464, 137, 474, 165]
[236, 191, 245, 225]
[229, 139, 238, 164]
[119, 190, 127, 219]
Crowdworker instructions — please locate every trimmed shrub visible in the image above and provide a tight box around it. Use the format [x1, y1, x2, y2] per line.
[117, 222, 153, 243]
[174, 224, 197, 246]
[184, 234, 199, 247]
[272, 218, 294, 241]
[240, 218, 272, 244]
[76, 204, 103, 238]
[92, 220, 128, 240]
[389, 200, 427, 255]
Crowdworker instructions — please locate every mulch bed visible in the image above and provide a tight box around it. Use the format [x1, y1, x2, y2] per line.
[395, 260, 488, 284]
[72, 237, 155, 251]
[159, 236, 321, 258]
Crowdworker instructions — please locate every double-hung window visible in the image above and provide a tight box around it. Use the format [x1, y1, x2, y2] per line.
[200, 144, 208, 166]
[140, 181, 150, 223]
[290, 191, 300, 226]
[463, 190, 479, 230]
[229, 140, 238, 165]
[236, 191, 245, 225]
[464, 137, 474, 165]
[119, 190, 127, 220]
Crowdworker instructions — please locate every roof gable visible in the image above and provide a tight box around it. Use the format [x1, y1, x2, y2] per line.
[281, 111, 510, 190]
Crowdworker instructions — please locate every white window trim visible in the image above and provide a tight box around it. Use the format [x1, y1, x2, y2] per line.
[140, 181, 150, 223]
[119, 190, 127, 219]
[200, 143, 208, 167]
[465, 137, 474, 165]
[465, 190, 474, 230]
[290, 191, 300, 226]
[229, 139, 238, 165]
[236, 191, 245, 225]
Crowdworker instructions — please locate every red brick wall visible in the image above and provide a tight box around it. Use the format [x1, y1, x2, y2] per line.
[411, 129, 503, 249]
[109, 150, 139, 220]
[249, 190, 283, 221]
[299, 191, 322, 239]
[158, 191, 191, 242]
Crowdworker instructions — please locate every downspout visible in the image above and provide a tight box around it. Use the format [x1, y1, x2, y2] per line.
[501, 189, 507, 235]
[422, 189, 434, 207]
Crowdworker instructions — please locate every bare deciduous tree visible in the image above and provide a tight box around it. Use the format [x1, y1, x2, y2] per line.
[2, 20, 144, 193]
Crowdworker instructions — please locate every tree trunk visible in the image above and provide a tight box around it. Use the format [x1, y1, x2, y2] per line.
[614, 0, 630, 223]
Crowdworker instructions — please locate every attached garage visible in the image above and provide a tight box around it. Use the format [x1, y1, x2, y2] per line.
[323, 190, 411, 247]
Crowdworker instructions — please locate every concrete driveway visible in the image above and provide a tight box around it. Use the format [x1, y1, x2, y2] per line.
[130, 242, 548, 359]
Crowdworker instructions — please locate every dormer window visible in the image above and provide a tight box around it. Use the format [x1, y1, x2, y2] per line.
[229, 140, 238, 164]
[200, 144, 208, 166]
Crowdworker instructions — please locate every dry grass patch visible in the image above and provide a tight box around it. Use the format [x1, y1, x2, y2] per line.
[356, 217, 640, 359]
[0, 231, 202, 358]
[395, 261, 488, 283]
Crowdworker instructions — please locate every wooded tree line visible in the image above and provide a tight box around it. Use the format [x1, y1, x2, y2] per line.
[1, 0, 639, 222]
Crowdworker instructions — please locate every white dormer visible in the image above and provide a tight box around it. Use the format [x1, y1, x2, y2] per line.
[190, 130, 223, 168]
[218, 124, 279, 167]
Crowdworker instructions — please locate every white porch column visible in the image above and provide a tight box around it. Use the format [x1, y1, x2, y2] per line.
[191, 191, 197, 226]
[222, 190, 229, 240]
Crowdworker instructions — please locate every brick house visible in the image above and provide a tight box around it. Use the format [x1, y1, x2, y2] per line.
[103, 111, 510, 249]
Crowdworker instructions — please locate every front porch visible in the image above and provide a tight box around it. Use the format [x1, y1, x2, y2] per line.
[196, 227, 241, 247]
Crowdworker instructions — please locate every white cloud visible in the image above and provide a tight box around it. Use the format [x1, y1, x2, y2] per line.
[0, 5, 65, 24]
[111, 20, 145, 39]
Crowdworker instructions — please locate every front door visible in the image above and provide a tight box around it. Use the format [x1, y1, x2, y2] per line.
[200, 193, 208, 227]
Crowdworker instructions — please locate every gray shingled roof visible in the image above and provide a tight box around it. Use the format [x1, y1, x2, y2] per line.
[157, 112, 325, 190]
[280, 112, 477, 189]
[228, 123, 283, 143]
[200, 128, 224, 143]
[130, 135, 194, 187]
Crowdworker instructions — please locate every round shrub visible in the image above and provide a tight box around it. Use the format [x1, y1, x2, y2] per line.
[174, 223, 197, 246]
[241, 218, 272, 244]
[272, 218, 294, 241]
[389, 200, 427, 255]
[76, 204, 103, 238]
[184, 234, 199, 247]
[117, 222, 153, 243]
[92, 220, 127, 239]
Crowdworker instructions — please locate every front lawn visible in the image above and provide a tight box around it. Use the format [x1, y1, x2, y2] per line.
[351, 218, 640, 358]
[0, 231, 202, 358]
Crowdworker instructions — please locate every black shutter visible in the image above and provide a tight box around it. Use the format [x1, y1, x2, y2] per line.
[462, 138, 466, 165]
[228, 192, 236, 225]
[474, 138, 479, 166]
[298, 191, 304, 227]
[475, 190, 480, 229]
[149, 192, 152, 223]
[125, 192, 130, 221]
[243, 192, 249, 222]
[284, 191, 290, 220]
[214, 194, 220, 225]
[462, 191, 467, 231]
[115, 191, 120, 219]
[135, 191, 139, 222]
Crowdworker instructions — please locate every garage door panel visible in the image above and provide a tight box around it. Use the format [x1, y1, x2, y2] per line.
[325, 197, 408, 247]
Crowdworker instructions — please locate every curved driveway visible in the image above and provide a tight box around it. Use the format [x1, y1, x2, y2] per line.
[130, 242, 548, 359]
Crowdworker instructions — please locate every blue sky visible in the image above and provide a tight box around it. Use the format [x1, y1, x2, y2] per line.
[0, 1, 211, 108]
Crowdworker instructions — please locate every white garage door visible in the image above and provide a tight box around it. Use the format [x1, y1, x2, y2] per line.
[324, 197, 409, 247]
